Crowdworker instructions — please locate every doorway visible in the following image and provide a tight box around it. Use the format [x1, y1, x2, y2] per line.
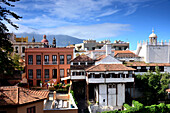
[53, 69, 57, 78]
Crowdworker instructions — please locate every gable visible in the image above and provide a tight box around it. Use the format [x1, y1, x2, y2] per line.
[95, 55, 122, 65]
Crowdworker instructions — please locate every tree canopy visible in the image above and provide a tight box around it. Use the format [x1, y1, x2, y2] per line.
[0, 0, 21, 86]
[135, 67, 170, 105]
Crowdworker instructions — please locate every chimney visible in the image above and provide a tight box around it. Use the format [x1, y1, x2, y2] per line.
[106, 42, 112, 56]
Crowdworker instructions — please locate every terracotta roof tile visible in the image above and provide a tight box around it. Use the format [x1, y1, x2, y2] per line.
[114, 50, 140, 58]
[70, 55, 94, 62]
[0, 86, 49, 106]
[125, 62, 170, 66]
[95, 55, 106, 61]
[86, 64, 135, 72]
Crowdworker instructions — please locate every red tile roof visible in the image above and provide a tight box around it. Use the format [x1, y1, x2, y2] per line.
[86, 64, 135, 72]
[125, 62, 170, 66]
[70, 55, 94, 62]
[0, 86, 49, 106]
[95, 55, 106, 61]
[114, 50, 140, 58]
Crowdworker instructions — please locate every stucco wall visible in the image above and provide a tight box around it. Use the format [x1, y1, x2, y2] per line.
[117, 84, 125, 106]
[164, 66, 170, 73]
[108, 87, 116, 106]
[148, 45, 169, 63]
[99, 84, 107, 106]
[17, 101, 44, 113]
[138, 44, 147, 62]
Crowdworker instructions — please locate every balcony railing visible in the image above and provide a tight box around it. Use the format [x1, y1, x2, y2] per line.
[87, 74, 134, 83]
[43, 61, 58, 65]
[71, 75, 86, 80]
[88, 78, 134, 83]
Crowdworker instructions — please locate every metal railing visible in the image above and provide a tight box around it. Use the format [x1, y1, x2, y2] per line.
[43, 61, 58, 65]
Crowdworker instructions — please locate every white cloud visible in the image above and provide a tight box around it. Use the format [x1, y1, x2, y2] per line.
[15, 15, 75, 28]
[8, 23, 131, 39]
[96, 9, 120, 18]
[124, 4, 138, 16]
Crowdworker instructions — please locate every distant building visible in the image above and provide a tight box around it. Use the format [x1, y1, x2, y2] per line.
[75, 39, 129, 51]
[8, 33, 44, 59]
[25, 47, 74, 87]
[136, 29, 170, 63]
[0, 86, 49, 113]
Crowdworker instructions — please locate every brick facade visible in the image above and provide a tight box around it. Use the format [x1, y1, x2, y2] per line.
[25, 47, 74, 86]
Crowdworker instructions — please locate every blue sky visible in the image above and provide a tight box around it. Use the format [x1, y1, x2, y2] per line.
[5, 0, 170, 50]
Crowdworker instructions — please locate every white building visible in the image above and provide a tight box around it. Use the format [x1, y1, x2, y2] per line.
[70, 43, 135, 112]
[136, 29, 170, 63]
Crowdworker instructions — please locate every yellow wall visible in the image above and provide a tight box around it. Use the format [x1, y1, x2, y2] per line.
[15, 36, 28, 42]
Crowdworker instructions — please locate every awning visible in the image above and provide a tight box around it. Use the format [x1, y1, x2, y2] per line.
[61, 76, 71, 81]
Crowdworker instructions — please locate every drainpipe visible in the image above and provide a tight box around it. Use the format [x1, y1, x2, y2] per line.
[42, 52, 43, 84]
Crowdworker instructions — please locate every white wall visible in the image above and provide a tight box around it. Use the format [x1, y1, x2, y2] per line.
[148, 45, 169, 63]
[164, 66, 170, 73]
[108, 87, 116, 106]
[138, 44, 147, 62]
[99, 84, 107, 106]
[117, 84, 125, 106]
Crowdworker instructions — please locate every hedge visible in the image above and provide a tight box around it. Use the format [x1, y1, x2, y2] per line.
[102, 100, 170, 113]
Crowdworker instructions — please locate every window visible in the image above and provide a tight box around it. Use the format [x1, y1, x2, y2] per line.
[22, 47, 25, 53]
[52, 69, 57, 78]
[73, 62, 78, 65]
[52, 55, 57, 64]
[67, 55, 72, 64]
[45, 69, 49, 78]
[36, 55, 41, 65]
[108, 84, 116, 88]
[27, 106, 35, 113]
[15, 47, 18, 53]
[100, 73, 103, 78]
[60, 69, 64, 78]
[129, 71, 133, 78]
[36, 69, 41, 79]
[37, 80, 41, 86]
[67, 69, 70, 76]
[28, 55, 33, 65]
[28, 80, 33, 87]
[120, 73, 123, 78]
[60, 55, 64, 64]
[28, 69, 33, 79]
[110, 73, 113, 78]
[44, 55, 49, 64]
[73, 72, 76, 76]
[80, 62, 85, 65]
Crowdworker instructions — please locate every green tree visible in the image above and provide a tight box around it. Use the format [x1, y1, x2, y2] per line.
[0, 0, 21, 86]
[135, 66, 170, 105]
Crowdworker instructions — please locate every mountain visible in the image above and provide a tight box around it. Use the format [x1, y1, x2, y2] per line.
[15, 33, 84, 46]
